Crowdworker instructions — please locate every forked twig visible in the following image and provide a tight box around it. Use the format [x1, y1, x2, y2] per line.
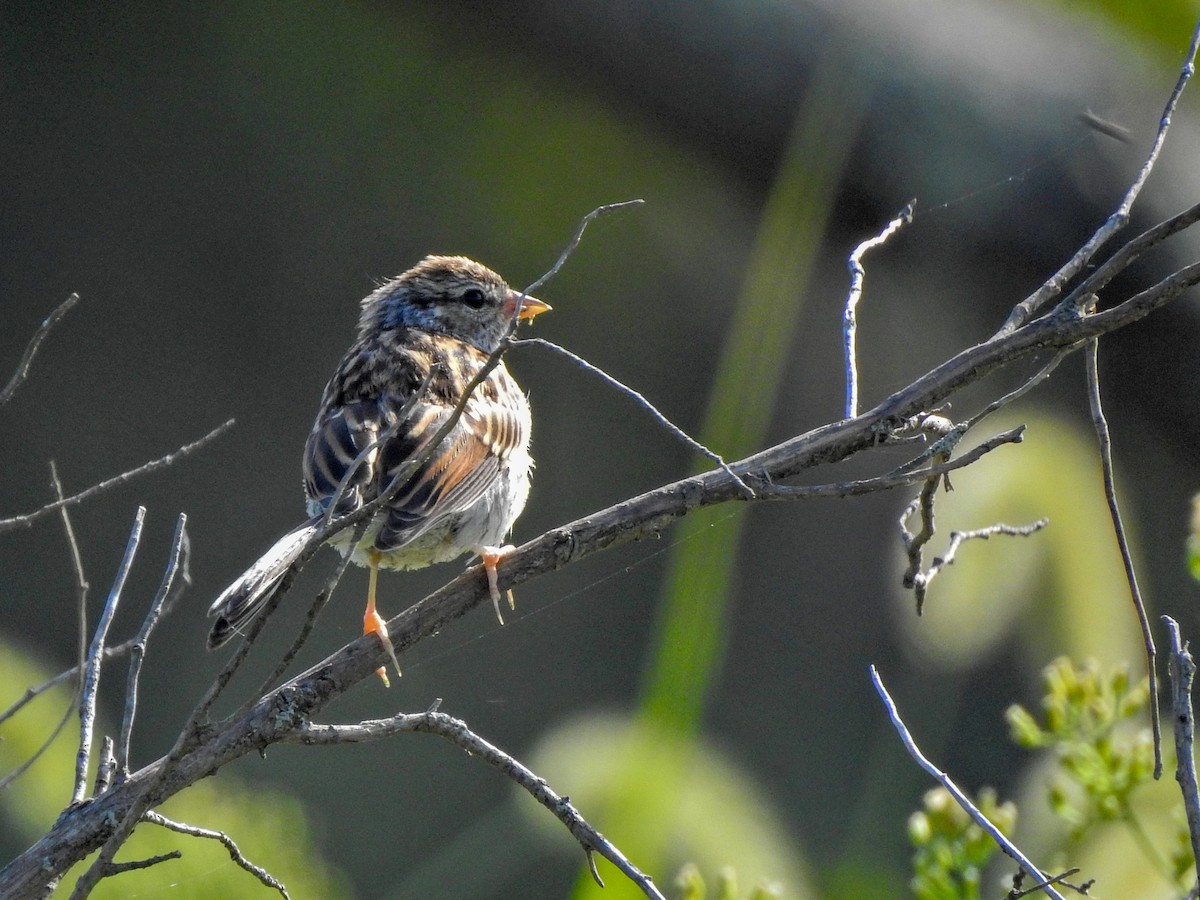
[72, 507, 145, 806]
[289, 703, 665, 900]
[115, 514, 189, 781]
[143, 811, 289, 898]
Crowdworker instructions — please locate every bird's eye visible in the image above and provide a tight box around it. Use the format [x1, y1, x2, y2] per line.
[461, 287, 488, 309]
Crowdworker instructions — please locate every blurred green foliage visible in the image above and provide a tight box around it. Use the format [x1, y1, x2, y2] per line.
[675, 861, 783, 900]
[908, 786, 1016, 900]
[0, 638, 348, 898]
[560, 48, 871, 900]
[1006, 657, 1189, 891]
[1188, 494, 1200, 582]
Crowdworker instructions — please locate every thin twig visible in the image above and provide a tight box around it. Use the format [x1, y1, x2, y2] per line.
[513, 337, 753, 496]
[0, 419, 235, 534]
[995, 16, 1200, 337]
[289, 704, 664, 900]
[0, 703, 76, 790]
[870, 665, 1065, 900]
[0, 464, 93, 790]
[751, 426, 1025, 500]
[101, 851, 182, 875]
[915, 520, 1049, 611]
[72, 507, 145, 806]
[963, 351, 1070, 432]
[1165, 616, 1200, 893]
[844, 202, 914, 419]
[521, 200, 644, 297]
[1007, 867, 1090, 898]
[1062, 201, 1200, 313]
[50, 461, 90, 694]
[115, 514, 189, 781]
[0, 293, 80, 406]
[1085, 339, 1161, 777]
[143, 811, 289, 898]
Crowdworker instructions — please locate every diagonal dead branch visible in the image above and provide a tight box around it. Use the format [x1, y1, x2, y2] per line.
[0, 293, 80, 407]
[871, 665, 1066, 900]
[289, 703, 664, 900]
[752, 425, 1025, 500]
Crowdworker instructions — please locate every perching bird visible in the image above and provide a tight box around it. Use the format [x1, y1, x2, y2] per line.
[207, 256, 550, 684]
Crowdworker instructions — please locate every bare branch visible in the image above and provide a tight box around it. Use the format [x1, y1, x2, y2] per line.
[844, 202, 914, 419]
[0, 293, 80, 407]
[143, 811, 289, 898]
[116, 514, 189, 781]
[0, 419, 235, 534]
[72, 507, 145, 806]
[1085, 339, 1162, 777]
[289, 704, 664, 900]
[1163, 616, 1200, 894]
[871, 665, 1066, 900]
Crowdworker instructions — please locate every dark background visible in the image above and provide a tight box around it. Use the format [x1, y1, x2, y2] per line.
[2, 1, 1199, 897]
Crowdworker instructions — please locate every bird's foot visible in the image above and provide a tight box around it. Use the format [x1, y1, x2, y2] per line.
[363, 605, 401, 687]
[480, 545, 516, 625]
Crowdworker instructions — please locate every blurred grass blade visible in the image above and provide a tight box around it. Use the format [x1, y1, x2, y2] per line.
[570, 49, 873, 899]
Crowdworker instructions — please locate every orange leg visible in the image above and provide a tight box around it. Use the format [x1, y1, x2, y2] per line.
[480, 545, 516, 625]
[363, 551, 401, 686]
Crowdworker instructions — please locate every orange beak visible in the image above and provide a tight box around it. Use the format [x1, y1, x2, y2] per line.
[507, 291, 552, 320]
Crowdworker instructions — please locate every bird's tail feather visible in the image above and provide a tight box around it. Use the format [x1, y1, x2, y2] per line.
[207, 519, 321, 649]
